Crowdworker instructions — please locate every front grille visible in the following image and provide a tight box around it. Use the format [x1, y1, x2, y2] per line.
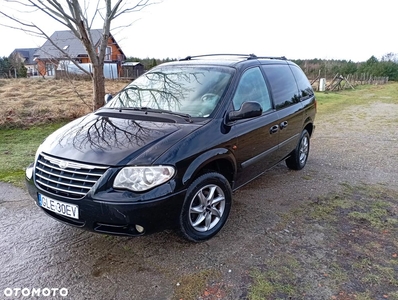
[35, 153, 108, 199]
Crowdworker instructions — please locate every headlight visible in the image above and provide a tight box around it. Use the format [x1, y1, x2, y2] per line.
[114, 166, 175, 192]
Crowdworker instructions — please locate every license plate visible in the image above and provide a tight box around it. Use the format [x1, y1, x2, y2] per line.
[38, 194, 79, 220]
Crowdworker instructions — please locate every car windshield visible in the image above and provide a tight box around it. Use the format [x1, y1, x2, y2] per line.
[105, 65, 234, 118]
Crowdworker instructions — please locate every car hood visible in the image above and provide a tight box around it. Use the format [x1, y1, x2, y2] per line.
[38, 111, 201, 166]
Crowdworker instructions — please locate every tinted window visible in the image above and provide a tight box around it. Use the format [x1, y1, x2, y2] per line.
[106, 66, 233, 118]
[232, 67, 272, 112]
[261, 64, 300, 110]
[290, 65, 314, 99]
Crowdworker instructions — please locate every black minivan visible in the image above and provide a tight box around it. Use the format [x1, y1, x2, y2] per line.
[25, 54, 316, 242]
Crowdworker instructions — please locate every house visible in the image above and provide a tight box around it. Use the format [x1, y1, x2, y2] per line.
[121, 62, 145, 79]
[9, 48, 39, 76]
[33, 29, 126, 78]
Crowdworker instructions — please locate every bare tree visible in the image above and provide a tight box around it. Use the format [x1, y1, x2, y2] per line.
[0, 0, 157, 110]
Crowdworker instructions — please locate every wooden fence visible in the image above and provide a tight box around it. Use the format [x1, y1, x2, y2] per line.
[310, 73, 389, 91]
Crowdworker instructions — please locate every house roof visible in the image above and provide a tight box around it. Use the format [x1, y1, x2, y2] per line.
[34, 29, 125, 60]
[11, 48, 39, 65]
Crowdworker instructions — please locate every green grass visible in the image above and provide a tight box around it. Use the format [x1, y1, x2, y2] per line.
[0, 122, 66, 187]
[315, 82, 398, 114]
[248, 255, 302, 300]
[349, 202, 397, 229]
[173, 269, 221, 300]
[249, 271, 275, 299]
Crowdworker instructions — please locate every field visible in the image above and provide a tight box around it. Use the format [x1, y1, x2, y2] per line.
[0, 79, 397, 299]
[0, 78, 129, 128]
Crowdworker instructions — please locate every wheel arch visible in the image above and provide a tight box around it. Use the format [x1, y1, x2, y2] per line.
[303, 118, 314, 137]
[182, 148, 236, 187]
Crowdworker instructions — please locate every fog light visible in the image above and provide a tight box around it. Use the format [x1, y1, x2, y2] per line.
[25, 165, 33, 180]
[135, 225, 144, 233]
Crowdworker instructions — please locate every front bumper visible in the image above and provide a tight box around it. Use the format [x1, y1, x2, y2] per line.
[25, 164, 185, 236]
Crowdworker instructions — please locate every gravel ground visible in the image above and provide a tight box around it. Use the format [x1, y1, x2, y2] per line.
[0, 100, 397, 300]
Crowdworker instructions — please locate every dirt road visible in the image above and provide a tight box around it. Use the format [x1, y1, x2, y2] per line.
[1, 100, 397, 299]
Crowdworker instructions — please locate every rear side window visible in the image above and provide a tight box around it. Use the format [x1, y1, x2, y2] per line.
[261, 64, 300, 110]
[290, 65, 314, 100]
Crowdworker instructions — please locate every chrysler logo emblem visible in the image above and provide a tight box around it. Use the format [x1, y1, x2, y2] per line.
[58, 160, 69, 169]
[43, 154, 90, 170]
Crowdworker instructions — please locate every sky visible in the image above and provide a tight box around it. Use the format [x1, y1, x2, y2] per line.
[0, 0, 397, 62]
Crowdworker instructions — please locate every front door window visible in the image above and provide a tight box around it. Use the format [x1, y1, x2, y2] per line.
[232, 67, 272, 112]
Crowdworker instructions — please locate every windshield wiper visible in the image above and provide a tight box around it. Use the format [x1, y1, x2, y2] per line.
[124, 107, 192, 123]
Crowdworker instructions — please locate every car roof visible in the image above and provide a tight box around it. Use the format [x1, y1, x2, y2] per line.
[158, 54, 290, 68]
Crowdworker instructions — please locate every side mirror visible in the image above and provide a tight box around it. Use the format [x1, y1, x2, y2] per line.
[228, 101, 262, 122]
[105, 93, 113, 104]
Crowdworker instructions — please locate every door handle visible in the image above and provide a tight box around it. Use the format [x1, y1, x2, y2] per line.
[280, 121, 288, 129]
[269, 125, 279, 134]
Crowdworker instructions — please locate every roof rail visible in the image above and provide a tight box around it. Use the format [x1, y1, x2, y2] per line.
[179, 54, 287, 61]
[179, 54, 257, 61]
[248, 56, 287, 60]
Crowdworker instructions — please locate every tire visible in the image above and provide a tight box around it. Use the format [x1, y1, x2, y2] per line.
[286, 129, 310, 170]
[179, 172, 232, 242]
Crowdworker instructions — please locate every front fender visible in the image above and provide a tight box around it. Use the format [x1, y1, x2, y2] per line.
[182, 148, 237, 186]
